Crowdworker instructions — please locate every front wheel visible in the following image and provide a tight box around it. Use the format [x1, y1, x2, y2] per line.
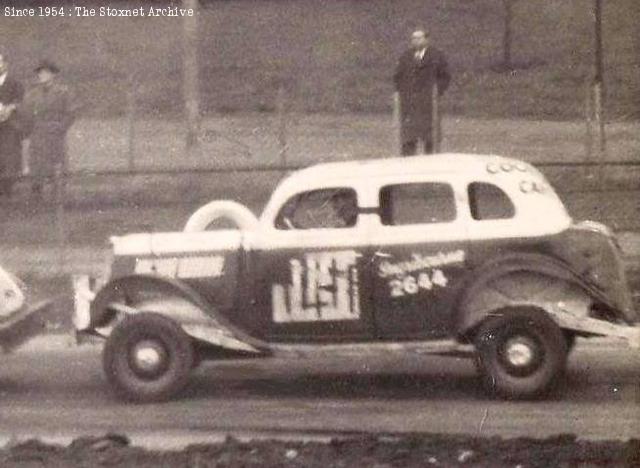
[103, 313, 194, 403]
[474, 308, 568, 400]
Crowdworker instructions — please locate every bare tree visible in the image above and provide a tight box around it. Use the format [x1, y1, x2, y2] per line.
[183, 0, 200, 149]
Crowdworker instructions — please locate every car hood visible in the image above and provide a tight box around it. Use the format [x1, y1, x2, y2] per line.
[111, 230, 244, 257]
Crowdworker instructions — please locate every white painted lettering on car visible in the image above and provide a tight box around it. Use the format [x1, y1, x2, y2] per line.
[272, 250, 360, 323]
[378, 250, 465, 278]
[389, 269, 449, 298]
[135, 256, 225, 278]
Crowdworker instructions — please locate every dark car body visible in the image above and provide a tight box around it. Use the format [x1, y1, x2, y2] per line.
[74, 154, 640, 401]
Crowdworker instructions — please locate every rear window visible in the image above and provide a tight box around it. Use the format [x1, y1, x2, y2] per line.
[468, 182, 515, 220]
[380, 183, 456, 226]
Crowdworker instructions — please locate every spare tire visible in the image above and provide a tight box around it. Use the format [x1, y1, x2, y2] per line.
[184, 200, 259, 232]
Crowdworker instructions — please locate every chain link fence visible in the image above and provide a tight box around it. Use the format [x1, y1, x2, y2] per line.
[0, 0, 638, 279]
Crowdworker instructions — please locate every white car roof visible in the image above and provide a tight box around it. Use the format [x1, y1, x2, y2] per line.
[289, 153, 539, 182]
[260, 153, 572, 239]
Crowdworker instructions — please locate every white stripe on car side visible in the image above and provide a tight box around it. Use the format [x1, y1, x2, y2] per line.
[110, 216, 573, 255]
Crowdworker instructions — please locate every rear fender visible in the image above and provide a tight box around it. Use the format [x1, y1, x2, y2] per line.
[457, 253, 604, 338]
[88, 274, 266, 353]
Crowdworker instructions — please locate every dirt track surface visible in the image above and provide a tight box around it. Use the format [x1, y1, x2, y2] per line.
[2, 433, 640, 467]
[2, 339, 640, 434]
[0, 339, 639, 465]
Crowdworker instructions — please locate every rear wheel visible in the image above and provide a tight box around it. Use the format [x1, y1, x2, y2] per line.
[474, 308, 568, 400]
[103, 313, 194, 403]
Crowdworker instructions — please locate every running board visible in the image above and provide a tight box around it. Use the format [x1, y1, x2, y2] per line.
[269, 340, 475, 359]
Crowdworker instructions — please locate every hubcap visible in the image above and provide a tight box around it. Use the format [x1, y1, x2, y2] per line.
[131, 340, 167, 377]
[504, 337, 535, 367]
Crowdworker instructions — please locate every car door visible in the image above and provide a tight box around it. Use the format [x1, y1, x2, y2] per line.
[252, 185, 376, 343]
[369, 178, 469, 340]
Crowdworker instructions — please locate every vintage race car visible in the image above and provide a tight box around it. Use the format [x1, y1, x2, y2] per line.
[0, 266, 50, 353]
[73, 154, 640, 402]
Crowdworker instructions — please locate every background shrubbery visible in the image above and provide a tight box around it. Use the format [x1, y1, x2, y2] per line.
[1, 0, 638, 120]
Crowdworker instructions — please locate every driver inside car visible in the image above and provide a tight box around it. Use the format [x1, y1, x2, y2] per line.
[278, 189, 358, 230]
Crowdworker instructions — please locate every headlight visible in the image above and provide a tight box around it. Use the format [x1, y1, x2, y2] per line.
[0, 268, 25, 294]
[9, 273, 26, 292]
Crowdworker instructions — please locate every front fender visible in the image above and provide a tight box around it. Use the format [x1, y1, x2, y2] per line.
[456, 253, 616, 337]
[87, 274, 268, 353]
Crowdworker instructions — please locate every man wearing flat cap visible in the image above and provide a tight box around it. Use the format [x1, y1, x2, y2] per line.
[0, 52, 27, 197]
[24, 60, 80, 197]
[393, 29, 451, 156]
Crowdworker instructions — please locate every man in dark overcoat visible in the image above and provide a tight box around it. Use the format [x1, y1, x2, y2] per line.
[0, 53, 26, 197]
[24, 60, 79, 196]
[393, 29, 451, 156]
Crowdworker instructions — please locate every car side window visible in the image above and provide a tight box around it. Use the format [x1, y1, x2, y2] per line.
[468, 182, 515, 220]
[379, 183, 456, 226]
[275, 188, 358, 230]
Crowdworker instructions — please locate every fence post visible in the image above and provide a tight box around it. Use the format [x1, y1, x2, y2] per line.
[54, 166, 67, 275]
[432, 83, 441, 154]
[392, 92, 401, 155]
[584, 83, 593, 161]
[592, 0, 607, 210]
[593, 81, 607, 204]
[594, 82, 606, 162]
[127, 74, 137, 171]
[276, 85, 288, 167]
[183, 0, 200, 151]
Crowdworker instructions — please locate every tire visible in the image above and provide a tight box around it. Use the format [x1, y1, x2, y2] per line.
[103, 313, 194, 403]
[474, 308, 568, 400]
